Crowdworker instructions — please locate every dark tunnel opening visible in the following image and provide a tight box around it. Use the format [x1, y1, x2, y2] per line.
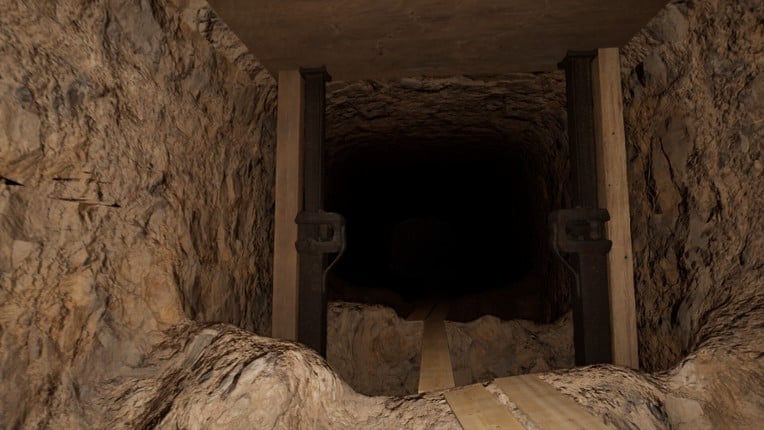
[325, 139, 570, 323]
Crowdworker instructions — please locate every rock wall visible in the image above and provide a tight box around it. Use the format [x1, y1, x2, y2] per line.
[621, 0, 764, 377]
[447, 312, 574, 387]
[614, 0, 763, 426]
[327, 302, 423, 396]
[0, 0, 277, 425]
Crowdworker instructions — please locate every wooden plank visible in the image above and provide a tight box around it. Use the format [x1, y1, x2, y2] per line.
[495, 375, 611, 430]
[445, 384, 525, 430]
[592, 47, 639, 369]
[272, 70, 303, 340]
[418, 302, 455, 392]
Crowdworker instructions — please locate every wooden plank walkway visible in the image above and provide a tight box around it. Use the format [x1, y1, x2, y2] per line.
[445, 384, 525, 430]
[414, 302, 609, 430]
[417, 302, 455, 392]
[495, 374, 611, 430]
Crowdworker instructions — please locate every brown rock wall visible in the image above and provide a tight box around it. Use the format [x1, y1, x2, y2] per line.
[622, 0, 764, 376]
[0, 0, 276, 425]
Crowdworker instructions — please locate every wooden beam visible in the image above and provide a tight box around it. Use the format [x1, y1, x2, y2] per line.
[297, 68, 331, 355]
[495, 375, 612, 430]
[445, 384, 525, 430]
[418, 303, 455, 392]
[592, 48, 639, 369]
[272, 70, 304, 340]
[561, 52, 613, 365]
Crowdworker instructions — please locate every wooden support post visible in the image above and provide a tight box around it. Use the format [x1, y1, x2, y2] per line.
[592, 48, 639, 369]
[297, 67, 331, 356]
[562, 52, 613, 365]
[272, 70, 304, 340]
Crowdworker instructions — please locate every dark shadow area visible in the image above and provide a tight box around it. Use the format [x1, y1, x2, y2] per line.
[325, 139, 568, 322]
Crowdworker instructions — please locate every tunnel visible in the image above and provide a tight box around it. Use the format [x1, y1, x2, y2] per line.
[323, 75, 574, 324]
[326, 140, 554, 322]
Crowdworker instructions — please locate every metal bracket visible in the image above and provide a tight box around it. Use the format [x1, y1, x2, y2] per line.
[549, 208, 611, 256]
[295, 210, 345, 254]
[549, 207, 613, 365]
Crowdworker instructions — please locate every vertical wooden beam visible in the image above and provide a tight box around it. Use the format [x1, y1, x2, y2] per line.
[562, 52, 613, 365]
[272, 70, 304, 340]
[297, 67, 331, 355]
[592, 48, 639, 369]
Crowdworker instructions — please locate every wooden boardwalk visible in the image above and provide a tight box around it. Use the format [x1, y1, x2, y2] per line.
[415, 301, 612, 429]
[417, 302, 455, 392]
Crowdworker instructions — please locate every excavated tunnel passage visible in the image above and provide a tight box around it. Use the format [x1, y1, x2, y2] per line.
[322, 77, 576, 326]
[320, 76, 579, 395]
[325, 140, 561, 323]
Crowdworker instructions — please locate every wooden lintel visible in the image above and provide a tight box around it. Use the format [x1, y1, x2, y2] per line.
[592, 48, 639, 369]
[272, 70, 304, 340]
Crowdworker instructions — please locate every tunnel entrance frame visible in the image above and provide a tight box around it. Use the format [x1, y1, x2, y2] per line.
[272, 48, 638, 369]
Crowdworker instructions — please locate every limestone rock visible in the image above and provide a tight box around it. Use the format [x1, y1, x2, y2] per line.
[327, 302, 423, 396]
[447, 312, 574, 387]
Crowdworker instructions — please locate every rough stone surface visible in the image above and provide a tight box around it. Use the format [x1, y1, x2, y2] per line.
[327, 301, 573, 396]
[0, 0, 278, 426]
[618, 3, 764, 427]
[0, 1, 460, 428]
[327, 301, 423, 396]
[446, 312, 574, 387]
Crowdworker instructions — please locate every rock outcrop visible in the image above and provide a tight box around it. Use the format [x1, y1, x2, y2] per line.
[327, 301, 574, 396]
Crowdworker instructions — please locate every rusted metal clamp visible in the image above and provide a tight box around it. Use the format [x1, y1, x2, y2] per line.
[549, 208, 612, 255]
[295, 210, 345, 254]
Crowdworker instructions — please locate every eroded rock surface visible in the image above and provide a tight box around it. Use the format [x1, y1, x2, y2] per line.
[0, 0, 269, 426]
[327, 301, 574, 396]
[447, 312, 574, 387]
[327, 302, 423, 396]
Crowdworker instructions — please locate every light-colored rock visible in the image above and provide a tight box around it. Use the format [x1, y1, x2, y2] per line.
[327, 301, 423, 396]
[327, 301, 573, 396]
[446, 312, 574, 386]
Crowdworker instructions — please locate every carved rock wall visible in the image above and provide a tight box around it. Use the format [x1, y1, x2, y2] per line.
[621, 0, 764, 376]
[0, 0, 277, 425]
